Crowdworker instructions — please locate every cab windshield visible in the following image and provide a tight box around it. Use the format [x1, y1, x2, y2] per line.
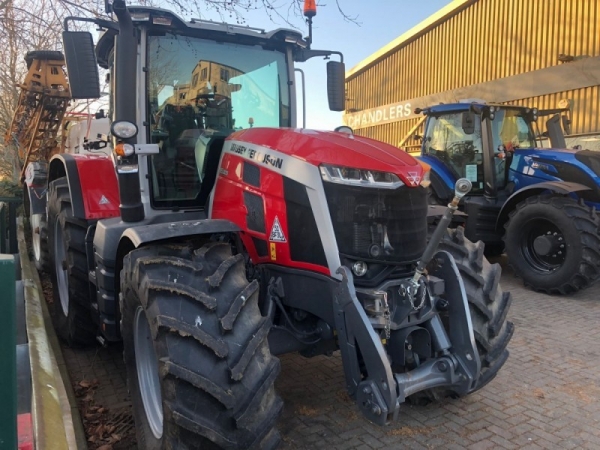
[147, 32, 290, 208]
[490, 108, 536, 151]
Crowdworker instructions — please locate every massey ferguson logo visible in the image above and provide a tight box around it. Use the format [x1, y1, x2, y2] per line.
[227, 142, 284, 170]
[406, 172, 421, 186]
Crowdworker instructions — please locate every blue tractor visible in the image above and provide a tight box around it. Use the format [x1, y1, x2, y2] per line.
[416, 102, 600, 294]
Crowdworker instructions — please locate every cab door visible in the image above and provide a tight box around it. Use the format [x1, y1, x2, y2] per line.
[421, 111, 486, 197]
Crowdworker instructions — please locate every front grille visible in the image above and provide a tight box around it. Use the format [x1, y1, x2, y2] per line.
[575, 150, 600, 178]
[323, 182, 428, 264]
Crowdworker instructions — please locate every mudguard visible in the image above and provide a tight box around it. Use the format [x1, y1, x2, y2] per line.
[496, 180, 591, 232]
[121, 219, 241, 248]
[92, 214, 239, 342]
[48, 153, 120, 220]
[24, 162, 49, 215]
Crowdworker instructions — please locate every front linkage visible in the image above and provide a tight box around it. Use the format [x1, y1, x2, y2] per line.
[333, 179, 485, 425]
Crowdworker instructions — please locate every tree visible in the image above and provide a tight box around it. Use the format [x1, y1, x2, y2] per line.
[0, 0, 67, 181]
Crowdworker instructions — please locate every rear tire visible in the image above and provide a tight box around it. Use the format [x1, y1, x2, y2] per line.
[47, 177, 96, 346]
[121, 242, 282, 449]
[411, 227, 514, 403]
[504, 195, 600, 294]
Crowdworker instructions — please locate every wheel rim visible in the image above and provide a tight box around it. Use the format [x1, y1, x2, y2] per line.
[54, 217, 69, 316]
[134, 306, 163, 439]
[31, 214, 42, 263]
[519, 218, 566, 273]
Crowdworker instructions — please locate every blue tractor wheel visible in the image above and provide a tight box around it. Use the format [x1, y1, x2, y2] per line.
[504, 194, 600, 295]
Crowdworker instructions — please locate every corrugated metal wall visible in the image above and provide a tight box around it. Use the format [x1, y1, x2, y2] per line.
[346, 0, 600, 145]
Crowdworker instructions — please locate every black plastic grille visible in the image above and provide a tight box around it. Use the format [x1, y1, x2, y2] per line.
[323, 183, 428, 264]
[575, 150, 600, 179]
[284, 177, 328, 267]
[243, 162, 261, 187]
[244, 191, 265, 233]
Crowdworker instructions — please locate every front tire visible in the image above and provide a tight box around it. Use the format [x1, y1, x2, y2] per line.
[412, 227, 514, 403]
[47, 177, 96, 346]
[121, 242, 282, 450]
[504, 195, 600, 294]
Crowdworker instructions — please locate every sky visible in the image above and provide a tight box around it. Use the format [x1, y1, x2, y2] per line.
[190, 0, 455, 130]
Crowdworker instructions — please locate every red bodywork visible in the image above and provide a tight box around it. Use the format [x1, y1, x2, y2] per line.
[72, 155, 120, 220]
[211, 127, 425, 276]
[233, 127, 423, 183]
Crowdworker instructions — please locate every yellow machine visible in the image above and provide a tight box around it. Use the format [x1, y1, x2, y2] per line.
[4, 51, 71, 181]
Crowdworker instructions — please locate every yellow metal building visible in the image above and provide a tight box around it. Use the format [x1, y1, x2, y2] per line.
[344, 0, 600, 151]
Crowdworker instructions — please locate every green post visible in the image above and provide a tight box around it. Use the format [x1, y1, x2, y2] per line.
[0, 255, 16, 449]
[0, 203, 6, 254]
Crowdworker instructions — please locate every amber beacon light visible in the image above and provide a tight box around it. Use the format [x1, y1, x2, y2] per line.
[304, 0, 317, 17]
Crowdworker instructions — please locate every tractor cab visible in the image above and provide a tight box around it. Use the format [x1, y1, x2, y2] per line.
[64, 4, 346, 220]
[417, 102, 580, 247]
[420, 102, 539, 201]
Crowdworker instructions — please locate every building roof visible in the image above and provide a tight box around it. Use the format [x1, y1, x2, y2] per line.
[346, 0, 476, 80]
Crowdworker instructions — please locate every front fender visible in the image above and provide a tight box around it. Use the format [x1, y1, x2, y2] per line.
[496, 181, 591, 233]
[121, 218, 241, 248]
[417, 155, 455, 201]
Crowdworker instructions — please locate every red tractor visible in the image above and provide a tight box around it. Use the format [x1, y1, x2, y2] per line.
[45, 1, 513, 447]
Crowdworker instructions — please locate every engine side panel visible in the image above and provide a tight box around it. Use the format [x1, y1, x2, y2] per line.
[210, 139, 338, 278]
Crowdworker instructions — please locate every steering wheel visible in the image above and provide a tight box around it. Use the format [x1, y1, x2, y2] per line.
[446, 141, 476, 166]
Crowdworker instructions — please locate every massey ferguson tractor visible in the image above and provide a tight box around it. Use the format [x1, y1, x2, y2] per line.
[44, 1, 513, 447]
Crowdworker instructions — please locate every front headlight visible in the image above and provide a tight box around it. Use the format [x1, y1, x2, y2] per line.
[111, 120, 138, 139]
[319, 164, 404, 189]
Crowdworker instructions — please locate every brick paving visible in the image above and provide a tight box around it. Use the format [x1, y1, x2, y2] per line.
[60, 256, 600, 449]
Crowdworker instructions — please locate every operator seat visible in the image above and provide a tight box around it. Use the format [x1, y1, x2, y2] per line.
[198, 136, 226, 207]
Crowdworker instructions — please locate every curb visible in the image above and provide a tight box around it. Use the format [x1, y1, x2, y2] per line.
[17, 219, 88, 450]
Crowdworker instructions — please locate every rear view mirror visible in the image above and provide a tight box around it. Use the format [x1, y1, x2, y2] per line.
[326, 61, 345, 112]
[62, 31, 100, 99]
[461, 111, 475, 135]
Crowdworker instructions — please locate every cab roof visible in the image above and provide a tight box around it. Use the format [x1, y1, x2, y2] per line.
[96, 5, 306, 68]
[423, 102, 532, 115]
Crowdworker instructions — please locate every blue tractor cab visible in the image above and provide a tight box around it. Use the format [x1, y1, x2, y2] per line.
[417, 102, 600, 294]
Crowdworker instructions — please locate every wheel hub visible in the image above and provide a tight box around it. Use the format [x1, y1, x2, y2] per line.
[54, 217, 69, 316]
[521, 223, 566, 273]
[31, 214, 42, 262]
[134, 306, 163, 439]
[533, 234, 561, 256]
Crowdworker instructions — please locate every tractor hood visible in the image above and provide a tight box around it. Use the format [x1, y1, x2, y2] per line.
[228, 127, 424, 187]
[514, 147, 578, 158]
[511, 147, 600, 187]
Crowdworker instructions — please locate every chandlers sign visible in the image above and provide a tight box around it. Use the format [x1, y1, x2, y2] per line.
[343, 56, 600, 131]
[343, 102, 415, 130]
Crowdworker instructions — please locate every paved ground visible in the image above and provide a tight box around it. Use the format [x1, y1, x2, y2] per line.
[57, 256, 600, 449]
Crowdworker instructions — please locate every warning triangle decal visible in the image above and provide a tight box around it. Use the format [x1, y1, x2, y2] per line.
[99, 195, 110, 205]
[269, 216, 287, 242]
